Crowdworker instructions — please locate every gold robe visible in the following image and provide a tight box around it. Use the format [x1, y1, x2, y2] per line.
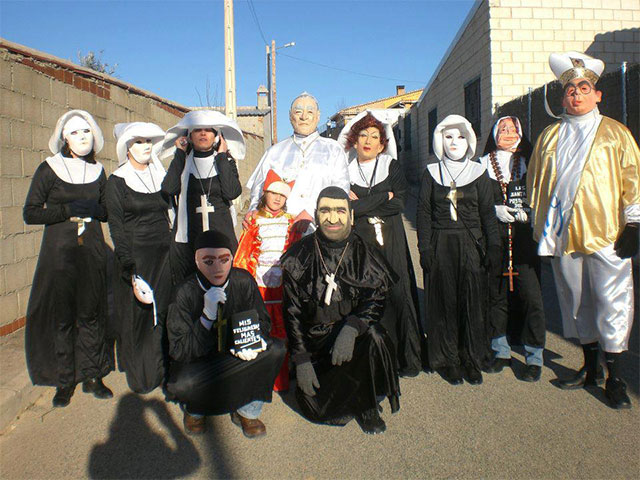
[527, 116, 640, 255]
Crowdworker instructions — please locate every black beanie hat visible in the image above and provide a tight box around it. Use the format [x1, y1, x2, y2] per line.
[193, 230, 235, 254]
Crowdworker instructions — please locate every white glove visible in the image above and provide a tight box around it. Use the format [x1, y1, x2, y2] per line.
[203, 287, 226, 321]
[495, 205, 517, 223]
[132, 275, 154, 305]
[231, 338, 266, 361]
[514, 209, 528, 223]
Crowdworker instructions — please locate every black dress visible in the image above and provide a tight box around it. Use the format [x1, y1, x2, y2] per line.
[162, 149, 242, 285]
[23, 161, 113, 387]
[281, 231, 400, 424]
[417, 167, 499, 371]
[165, 268, 286, 415]
[485, 159, 545, 351]
[105, 176, 172, 394]
[351, 159, 422, 376]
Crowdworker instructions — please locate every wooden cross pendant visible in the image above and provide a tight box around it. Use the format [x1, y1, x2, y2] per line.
[323, 273, 338, 306]
[446, 181, 463, 221]
[503, 266, 519, 292]
[196, 195, 215, 232]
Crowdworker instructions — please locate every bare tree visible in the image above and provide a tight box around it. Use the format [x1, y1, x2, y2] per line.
[77, 50, 118, 76]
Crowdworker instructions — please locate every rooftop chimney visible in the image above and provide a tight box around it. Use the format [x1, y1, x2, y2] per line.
[396, 85, 405, 95]
[257, 85, 269, 109]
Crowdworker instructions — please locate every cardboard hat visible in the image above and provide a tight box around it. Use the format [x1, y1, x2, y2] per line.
[160, 110, 246, 161]
[549, 51, 605, 87]
[48, 109, 104, 155]
[263, 169, 294, 198]
[113, 122, 166, 166]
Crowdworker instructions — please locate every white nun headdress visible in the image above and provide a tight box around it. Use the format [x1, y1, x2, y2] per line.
[433, 114, 476, 162]
[160, 110, 246, 162]
[337, 109, 398, 160]
[114, 122, 166, 167]
[549, 51, 605, 87]
[48, 109, 104, 155]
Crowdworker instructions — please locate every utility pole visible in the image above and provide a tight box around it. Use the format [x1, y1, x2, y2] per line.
[271, 40, 277, 143]
[224, 0, 237, 120]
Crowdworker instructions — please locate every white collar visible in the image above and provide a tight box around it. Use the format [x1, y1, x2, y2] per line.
[45, 153, 103, 184]
[112, 159, 166, 194]
[292, 131, 320, 151]
[348, 154, 392, 188]
[561, 107, 601, 125]
[427, 157, 487, 187]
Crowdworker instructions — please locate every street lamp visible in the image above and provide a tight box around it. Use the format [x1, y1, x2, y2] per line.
[266, 40, 295, 144]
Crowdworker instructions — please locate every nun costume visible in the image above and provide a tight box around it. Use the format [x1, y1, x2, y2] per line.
[160, 110, 245, 285]
[106, 122, 172, 394]
[23, 109, 114, 407]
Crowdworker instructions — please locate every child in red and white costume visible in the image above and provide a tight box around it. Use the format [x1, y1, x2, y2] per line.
[234, 170, 302, 391]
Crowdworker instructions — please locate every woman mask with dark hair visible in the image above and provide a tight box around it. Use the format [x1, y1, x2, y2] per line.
[338, 111, 423, 377]
[417, 114, 500, 386]
[479, 116, 546, 382]
[23, 110, 114, 407]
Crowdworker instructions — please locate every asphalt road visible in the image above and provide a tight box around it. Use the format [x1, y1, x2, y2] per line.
[1, 197, 638, 480]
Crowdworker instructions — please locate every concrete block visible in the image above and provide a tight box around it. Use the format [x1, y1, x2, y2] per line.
[41, 102, 65, 129]
[17, 286, 31, 316]
[0, 117, 10, 148]
[31, 125, 51, 153]
[543, 40, 564, 51]
[490, 6, 512, 17]
[1, 147, 22, 177]
[109, 85, 129, 107]
[562, 0, 584, 6]
[603, 0, 621, 8]
[0, 59, 11, 89]
[575, 30, 597, 41]
[66, 86, 81, 108]
[50, 80, 66, 106]
[500, 41, 522, 52]
[534, 30, 555, 40]
[512, 7, 532, 18]
[614, 52, 633, 62]
[581, 19, 602, 30]
[533, 9, 553, 18]
[574, 9, 595, 19]
[32, 74, 50, 100]
[21, 150, 41, 178]
[621, 0, 640, 9]
[623, 42, 640, 53]
[595, 9, 614, 20]
[11, 64, 33, 96]
[604, 41, 625, 53]
[0, 178, 12, 207]
[561, 19, 582, 30]
[513, 30, 533, 41]
[555, 30, 575, 41]
[613, 9, 634, 20]
[0, 266, 6, 295]
[10, 121, 32, 149]
[79, 91, 97, 115]
[21, 96, 42, 125]
[11, 178, 30, 207]
[540, 18, 562, 29]
[1, 88, 23, 119]
[503, 63, 524, 73]
[3, 206, 24, 236]
[522, 40, 544, 51]
[581, 0, 603, 7]
[0, 236, 14, 265]
[5, 261, 28, 291]
[93, 98, 108, 120]
[0, 293, 19, 323]
[620, 19, 639, 29]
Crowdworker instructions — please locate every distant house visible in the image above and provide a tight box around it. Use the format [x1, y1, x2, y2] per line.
[402, 0, 640, 183]
[323, 86, 422, 140]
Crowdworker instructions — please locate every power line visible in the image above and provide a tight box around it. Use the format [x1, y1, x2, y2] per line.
[279, 52, 425, 85]
[247, 0, 268, 45]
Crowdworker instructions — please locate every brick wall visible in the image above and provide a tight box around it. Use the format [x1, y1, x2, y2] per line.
[0, 40, 265, 333]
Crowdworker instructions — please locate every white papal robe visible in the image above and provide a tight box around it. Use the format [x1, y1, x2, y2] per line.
[247, 131, 350, 217]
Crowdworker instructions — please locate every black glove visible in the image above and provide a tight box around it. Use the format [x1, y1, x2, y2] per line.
[66, 199, 101, 218]
[295, 361, 319, 397]
[614, 223, 639, 258]
[420, 247, 434, 273]
[331, 324, 358, 366]
[121, 261, 136, 282]
[484, 244, 503, 275]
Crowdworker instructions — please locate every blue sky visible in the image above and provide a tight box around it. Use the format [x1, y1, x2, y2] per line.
[0, 0, 475, 138]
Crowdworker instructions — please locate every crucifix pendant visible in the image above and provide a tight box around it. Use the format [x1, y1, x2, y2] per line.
[70, 216, 91, 245]
[196, 195, 215, 232]
[446, 181, 461, 221]
[323, 273, 338, 306]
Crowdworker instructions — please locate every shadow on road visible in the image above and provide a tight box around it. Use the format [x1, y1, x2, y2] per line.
[87, 393, 203, 479]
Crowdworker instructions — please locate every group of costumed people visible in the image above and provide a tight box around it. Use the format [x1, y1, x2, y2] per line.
[22, 50, 639, 441]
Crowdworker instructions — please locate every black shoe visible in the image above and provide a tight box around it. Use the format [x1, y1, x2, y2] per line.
[52, 386, 75, 408]
[82, 378, 113, 399]
[463, 364, 483, 385]
[399, 368, 421, 378]
[485, 357, 511, 374]
[356, 408, 386, 435]
[438, 365, 463, 385]
[605, 378, 632, 409]
[558, 365, 605, 390]
[520, 365, 542, 382]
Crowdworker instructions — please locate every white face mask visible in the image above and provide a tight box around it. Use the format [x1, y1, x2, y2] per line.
[128, 139, 153, 164]
[64, 128, 94, 157]
[442, 127, 469, 161]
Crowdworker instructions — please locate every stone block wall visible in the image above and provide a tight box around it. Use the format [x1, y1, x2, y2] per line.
[0, 39, 265, 333]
